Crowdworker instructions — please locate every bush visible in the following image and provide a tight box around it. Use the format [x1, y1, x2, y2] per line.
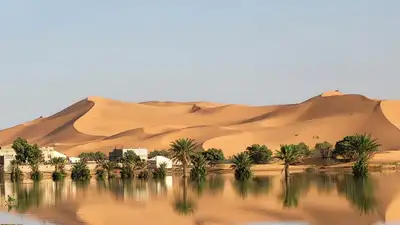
[152, 162, 167, 180]
[296, 142, 313, 158]
[245, 144, 273, 164]
[138, 170, 149, 180]
[71, 161, 91, 181]
[201, 148, 225, 166]
[332, 136, 358, 161]
[95, 168, 106, 180]
[30, 165, 42, 181]
[315, 141, 333, 159]
[120, 164, 134, 179]
[30, 170, 43, 181]
[52, 171, 65, 181]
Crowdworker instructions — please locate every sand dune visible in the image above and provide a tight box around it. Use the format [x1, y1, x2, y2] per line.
[1, 91, 400, 158]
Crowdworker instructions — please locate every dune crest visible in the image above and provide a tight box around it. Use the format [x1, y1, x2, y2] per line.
[1, 92, 400, 157]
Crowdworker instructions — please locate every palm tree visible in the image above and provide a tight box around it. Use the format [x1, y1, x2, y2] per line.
[230, 152, 254, 180]
[98, 160, 117, 179]
[169, 138, 198, 178]
[49, 157, 66, 173]
[350, 133, 381, 178]
[8, 160, 23, 182]
[275, 144, 303, 181]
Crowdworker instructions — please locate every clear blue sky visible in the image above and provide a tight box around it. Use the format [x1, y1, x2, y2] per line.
[1, 1, 399, 129]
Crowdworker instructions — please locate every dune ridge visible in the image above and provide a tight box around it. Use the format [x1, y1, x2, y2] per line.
[1, 91, 400, 157]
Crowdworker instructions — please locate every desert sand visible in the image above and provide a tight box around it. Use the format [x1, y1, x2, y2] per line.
[1, 91, 400, 160]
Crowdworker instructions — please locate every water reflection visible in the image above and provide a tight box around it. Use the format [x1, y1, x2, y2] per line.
[0, 173, 396, 224]
[336, 175, 378, 215]
[173, 178, 196, 215]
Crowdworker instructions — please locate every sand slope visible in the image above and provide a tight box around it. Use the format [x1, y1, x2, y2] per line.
[1, 91, 400, 157]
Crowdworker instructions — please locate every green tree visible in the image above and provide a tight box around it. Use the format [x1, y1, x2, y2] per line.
[332, 136, 359, 161]
[148, 149, 170, 159]
[245, 144, 273, 164]
[201, 148, 225, 166]
[12, 137, 30, 164]
[189, 154, 207, 182]
[71, 160, 91, 181]
[121, 150, 141, 163]
[315, 141, 334, 159]
[295, 142, 312, 162]
[275, 144, 303, 181]
[230, 152, 253, 181]
[169, 138, 198, 178]
[94, 152, 107, 163]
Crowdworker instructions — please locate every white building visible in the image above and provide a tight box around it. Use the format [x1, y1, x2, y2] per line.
[68, 157, 80, 164]
[40, 147, 67, 162]
[148, 156, 173, 169]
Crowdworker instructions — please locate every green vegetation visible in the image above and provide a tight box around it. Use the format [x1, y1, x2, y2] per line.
[152, 162, 167, 180]
[201, 148, 225, 166]
[169, 138, 198, 178]
[71, 160, 91, 181]
[275, 144, 304, 181]
[315, 141, 334, 159]
[173, 179, 196, 216]
[189, 154, 207, 182]
[148, 149, 170, 159]
[11, 137, 44, 181]
[230, 152, 253, 181]
[8, 160, 23, 182]
[49, 157, 66, 181]
[350, 133, 380, 178]
[245, 144, 273, 164]
[78, 151, 107, 162]
[96, 160, 117, 179]
[136, 161, 149, 180]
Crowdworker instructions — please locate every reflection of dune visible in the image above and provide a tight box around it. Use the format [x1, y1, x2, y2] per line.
[2, 92, 400, 158]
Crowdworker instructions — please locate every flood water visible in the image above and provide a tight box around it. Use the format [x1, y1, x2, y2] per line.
[1, 171, 400, 225]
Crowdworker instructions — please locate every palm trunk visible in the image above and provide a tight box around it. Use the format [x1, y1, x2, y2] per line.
[284, 163, 289, 182]
[182, 161, 187, 178]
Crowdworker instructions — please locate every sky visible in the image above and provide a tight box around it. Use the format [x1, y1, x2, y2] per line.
[0, 1, 399, 129]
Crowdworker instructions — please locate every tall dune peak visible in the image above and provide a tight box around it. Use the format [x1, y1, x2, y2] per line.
[320, 90, 344, 97]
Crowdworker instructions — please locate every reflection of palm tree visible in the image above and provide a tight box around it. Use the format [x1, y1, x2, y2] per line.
[314, 173, 337, 194]
[278, 175, 310, 209]
[336, 174, 378, 215]
[233, 179, 252, 199]
[208, 174, 225, 195]
[190, 179, 207, 197]
[173, 178, 196, 215]
[54, 181, 65, 204]
[232, 176, 273, 199]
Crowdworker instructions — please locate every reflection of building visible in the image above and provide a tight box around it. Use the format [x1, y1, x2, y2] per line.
[109, 148, 148, 161]
[148, 156, 173, 169]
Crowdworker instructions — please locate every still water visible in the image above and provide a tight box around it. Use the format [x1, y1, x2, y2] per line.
[1, 171, 400, 225]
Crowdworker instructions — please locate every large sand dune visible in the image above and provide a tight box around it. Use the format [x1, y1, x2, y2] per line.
[1, 91, 400, 157]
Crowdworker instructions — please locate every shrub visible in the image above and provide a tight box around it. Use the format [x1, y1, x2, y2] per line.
[138, 170, 149, 180]
[30, 165, 43, 181]
[71, 161, 91, 181]
[201, 148, 225, 166]
[52, 171, 65, 181]
[245, 144, 273, 164]
[153, 162, 167, 180]
[95, 168, 106, 180]
[315, 141, 333, 159]
[120, 164, 134, 179]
